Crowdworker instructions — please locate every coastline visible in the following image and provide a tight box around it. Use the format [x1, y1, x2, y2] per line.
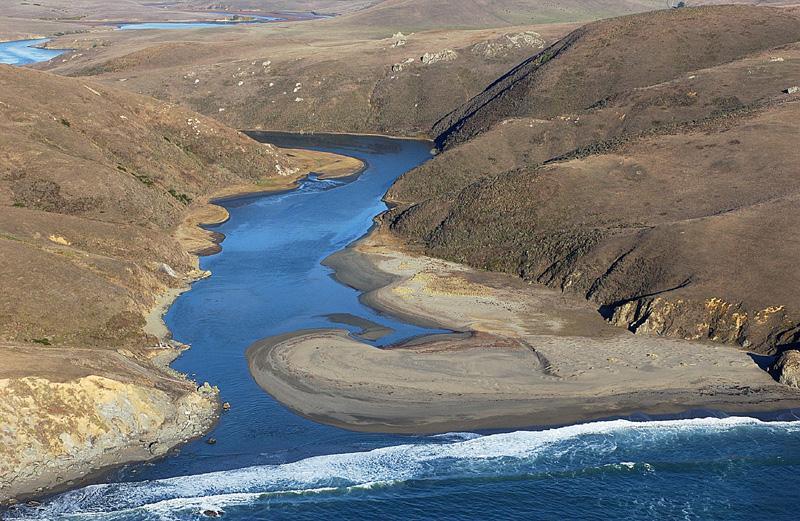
[0, 146, 365, 506]
[247, 228, 800, 434]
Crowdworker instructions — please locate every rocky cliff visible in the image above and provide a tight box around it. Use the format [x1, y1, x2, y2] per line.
[0, 345, 218, 501]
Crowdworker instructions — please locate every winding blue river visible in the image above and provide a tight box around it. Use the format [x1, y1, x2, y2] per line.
[7, 134, 800, 520]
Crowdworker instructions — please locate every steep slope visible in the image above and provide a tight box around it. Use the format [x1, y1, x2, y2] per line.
[0, 64, 306, 501]
[386, 6, 800, 353]
[0, 64, 298, 347]
[434, 5, 800, 148]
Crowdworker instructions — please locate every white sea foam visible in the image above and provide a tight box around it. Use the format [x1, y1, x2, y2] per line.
[9, 417, 798, 520]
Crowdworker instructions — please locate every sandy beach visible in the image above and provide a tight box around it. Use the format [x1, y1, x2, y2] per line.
[247, 229, 800, 433]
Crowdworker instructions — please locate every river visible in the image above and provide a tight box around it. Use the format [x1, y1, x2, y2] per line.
[0, 38, 66, 65]
[6, 134, 800, 520]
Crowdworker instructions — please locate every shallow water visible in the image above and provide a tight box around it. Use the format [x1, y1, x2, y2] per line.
[7, 134, 800, 520]
[0, 38, 65, 65]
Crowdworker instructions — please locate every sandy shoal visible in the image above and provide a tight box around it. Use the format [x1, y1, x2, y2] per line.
[247, 229, 800, 433]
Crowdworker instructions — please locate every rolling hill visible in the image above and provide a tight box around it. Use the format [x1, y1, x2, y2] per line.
[386, 5, 800, 353]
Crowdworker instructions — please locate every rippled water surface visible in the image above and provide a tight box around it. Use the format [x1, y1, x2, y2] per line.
[0, 38, 65, 65]
[7, 134, 800, 520]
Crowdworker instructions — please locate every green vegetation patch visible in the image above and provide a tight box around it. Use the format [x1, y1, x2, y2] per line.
[168, 189, 192, 205]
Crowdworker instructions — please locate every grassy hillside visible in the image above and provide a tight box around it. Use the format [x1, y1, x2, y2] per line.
[433, 5, 800, 148]
[39, 16, 574, 135]
[0, 64, 294, 347]
[334, 0, 800, 31]
[386, 6, 800, 353]
[336, 0, 668, 30]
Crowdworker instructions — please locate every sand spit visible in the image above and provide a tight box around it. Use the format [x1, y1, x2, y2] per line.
[247, 229, 800, 433]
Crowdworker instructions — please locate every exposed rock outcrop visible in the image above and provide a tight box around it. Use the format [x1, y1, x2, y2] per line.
[421, 49, 457, 65]
[605, 298, 798, 352]
[0, 371, 217, 501]
[471, 31, 545, 58]
[391, 57, 415, 72]
[390, 32, 409, 47]
[771, 350, 800, 387]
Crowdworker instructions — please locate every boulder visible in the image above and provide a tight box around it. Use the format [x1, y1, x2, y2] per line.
[158, 263, 178, 278]
[771, 350, 800, 387]
[472, 31, 545, 59]
[421, 49, 457, 65]
[390, 32, 408, 48]
[391, 58, 415, 72]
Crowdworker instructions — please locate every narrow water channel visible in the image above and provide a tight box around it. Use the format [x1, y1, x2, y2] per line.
[9, 134, 800, 521]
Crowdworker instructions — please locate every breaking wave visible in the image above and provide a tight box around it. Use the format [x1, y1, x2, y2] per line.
[7, 417, 798, 520]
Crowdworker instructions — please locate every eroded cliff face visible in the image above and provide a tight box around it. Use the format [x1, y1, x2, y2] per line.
[0, 367, 217, 502]
[771, 350, 800, 388]
[605, 298, 799, 352]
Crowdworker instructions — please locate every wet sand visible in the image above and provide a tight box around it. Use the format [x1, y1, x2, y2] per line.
[247, 229, 800, 433]
[323, 313, 394, 341]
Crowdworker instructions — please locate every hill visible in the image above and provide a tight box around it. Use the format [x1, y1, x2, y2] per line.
[386, 5, 800, 353]
[433, 5, 800, 148]
[0, 64, 331, 501]
[335, 0, 800, 31]
[336, 0, 667, 30]
[0, 64, 301, 348]
[39, 15, 575, 135]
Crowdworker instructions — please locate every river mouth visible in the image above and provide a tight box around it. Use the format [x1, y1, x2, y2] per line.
[7, 133, 800, 520]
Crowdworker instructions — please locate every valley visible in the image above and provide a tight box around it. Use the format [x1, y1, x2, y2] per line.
[1, 0, 800, 517]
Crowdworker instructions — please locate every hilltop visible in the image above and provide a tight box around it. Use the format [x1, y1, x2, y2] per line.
[386, 5, 800, 353]
[433, 5, 800, 147]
